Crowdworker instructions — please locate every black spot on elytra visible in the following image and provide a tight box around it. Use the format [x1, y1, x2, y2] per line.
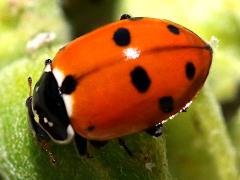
[159, 96, 174, 113]
[130, 66, 151, 93]
[185, 62, 195, 80]
[113, 28, 130, 46]
[167, 24, 180, 35]
[60, 75, 77, 94]
[86, 126, 95, 132]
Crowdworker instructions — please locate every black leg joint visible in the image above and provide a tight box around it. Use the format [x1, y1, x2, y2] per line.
[26, 96, 50, 142]
[118, 138, 133, 156]
[75, 134, 88, 156]
[120, 14, 131, 20]
[146, 123, 163, 137]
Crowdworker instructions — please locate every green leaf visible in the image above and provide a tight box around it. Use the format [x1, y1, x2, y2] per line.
[228, 109, 240, 171]
[166, 85, 238, 180]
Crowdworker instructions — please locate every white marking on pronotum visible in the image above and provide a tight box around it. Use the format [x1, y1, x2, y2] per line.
[42, 124, 75, 144]
[51, 125, 75, 144]
[52, 68, 65, 87]
[62, 94, 73, 118]
[44, 64, 51, 72]
[67, 125, 74, 140]
[53, 68, 73, 117]
[52, 67, 73, 135]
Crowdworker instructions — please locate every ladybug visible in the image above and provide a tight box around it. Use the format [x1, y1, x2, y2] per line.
[26, 14, 212, 159]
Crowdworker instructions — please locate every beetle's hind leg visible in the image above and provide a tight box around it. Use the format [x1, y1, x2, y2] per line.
[120, 14, 132, 20]
[74, 133, 89, 157]
[26, 90, 57, 166]
[145, 123, 163, 137]
[90, 139, 133, 157]
[118, 138, 133, 156]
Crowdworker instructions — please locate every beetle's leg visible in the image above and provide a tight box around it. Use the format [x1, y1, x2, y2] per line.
[74, 133, 88, 156]
[26, 97, 51, 143]
[90, 140, 108, 148]
[26, 81, 57, 166]
[26, 78, 50, 144]
[28, 77, 33, 96]
[145, 123, 163, 137]
[118, 138, 133, 156]
[40, 140, 57, 165]
[120, 14, 132, 20]
[26, 96, 56, 165]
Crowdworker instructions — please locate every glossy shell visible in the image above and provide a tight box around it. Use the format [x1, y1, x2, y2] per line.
[52, 17, 212, 140]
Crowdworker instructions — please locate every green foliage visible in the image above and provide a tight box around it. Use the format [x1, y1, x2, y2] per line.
[166, 86, 238, 180]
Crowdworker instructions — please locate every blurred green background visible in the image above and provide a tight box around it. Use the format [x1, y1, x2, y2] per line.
[0, 0, 239, 179]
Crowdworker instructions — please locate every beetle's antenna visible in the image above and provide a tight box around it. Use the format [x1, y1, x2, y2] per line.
[28, 77, 33, 97]
[40, 141, 57, 166]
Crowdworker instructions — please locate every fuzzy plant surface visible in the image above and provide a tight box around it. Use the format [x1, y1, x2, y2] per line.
[1, 0, 240, 180]
[165, 85, 238, 180]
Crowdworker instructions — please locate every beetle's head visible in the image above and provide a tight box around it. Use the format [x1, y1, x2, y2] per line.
[26, 59, 74, 144]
